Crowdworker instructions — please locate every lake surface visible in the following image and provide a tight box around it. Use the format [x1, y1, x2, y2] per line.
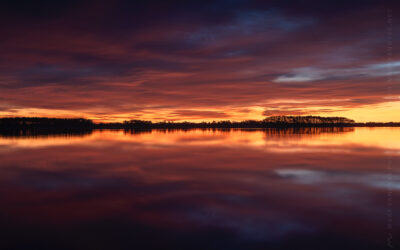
[0, 127, 399, 250]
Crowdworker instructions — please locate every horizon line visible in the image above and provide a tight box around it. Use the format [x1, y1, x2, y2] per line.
[1, 116, 400, 124]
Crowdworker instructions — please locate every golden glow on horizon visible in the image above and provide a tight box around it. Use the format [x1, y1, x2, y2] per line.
[1, 128, 400, 152]
[0, 101, 399, 123]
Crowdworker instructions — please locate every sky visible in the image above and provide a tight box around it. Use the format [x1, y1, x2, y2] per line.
[0, 0, 399, 122]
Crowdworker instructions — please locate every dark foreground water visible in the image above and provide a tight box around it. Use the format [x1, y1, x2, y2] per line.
[0, 127, 399, 250]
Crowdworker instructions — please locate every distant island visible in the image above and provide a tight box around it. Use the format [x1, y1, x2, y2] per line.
[0, 116, 399, 132]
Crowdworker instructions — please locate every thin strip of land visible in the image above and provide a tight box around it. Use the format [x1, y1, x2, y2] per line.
[0, 116, 399, 130]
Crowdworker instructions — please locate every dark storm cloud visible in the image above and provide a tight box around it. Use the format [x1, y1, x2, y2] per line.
[0, 0, 399, 120]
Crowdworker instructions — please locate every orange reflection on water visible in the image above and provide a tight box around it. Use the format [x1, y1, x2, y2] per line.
[0, 127, 399, 249]
[1, 127, 400, 152]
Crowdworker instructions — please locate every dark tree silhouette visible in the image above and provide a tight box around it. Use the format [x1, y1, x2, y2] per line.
[0, 116, 399, 137]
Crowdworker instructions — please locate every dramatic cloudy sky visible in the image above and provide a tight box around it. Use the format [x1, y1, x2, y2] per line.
[0, 0, 399, 122]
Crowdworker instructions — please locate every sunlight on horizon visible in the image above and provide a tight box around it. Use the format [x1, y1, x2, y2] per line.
[1, 100, 400, 123]
[1, 128, 400, 153]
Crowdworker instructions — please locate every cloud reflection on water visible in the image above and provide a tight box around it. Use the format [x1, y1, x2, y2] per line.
[0, 127, 398, 249]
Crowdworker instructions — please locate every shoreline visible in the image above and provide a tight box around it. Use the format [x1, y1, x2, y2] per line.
[1, 117, 399, 131]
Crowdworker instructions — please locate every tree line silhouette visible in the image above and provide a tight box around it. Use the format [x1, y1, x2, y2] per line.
[0, 118, 94, 136]
[0, 116, 399, 137]
[0, 116, 399, 132]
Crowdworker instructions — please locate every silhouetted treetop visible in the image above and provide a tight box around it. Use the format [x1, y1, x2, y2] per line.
[0, 117, 93, 127]
[1, 116, 399, 131]
[263, 116, 355, 124]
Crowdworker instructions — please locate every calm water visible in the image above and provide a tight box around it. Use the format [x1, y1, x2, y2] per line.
[0, 127, 399, 250]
